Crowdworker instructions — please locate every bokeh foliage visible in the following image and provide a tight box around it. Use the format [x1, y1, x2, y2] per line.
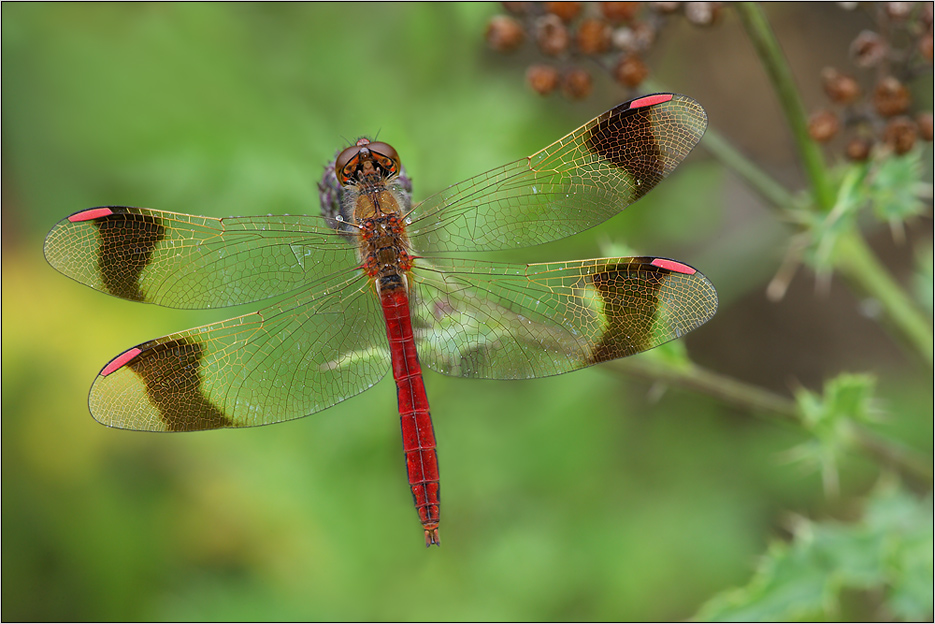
[2, 3, 931, 621]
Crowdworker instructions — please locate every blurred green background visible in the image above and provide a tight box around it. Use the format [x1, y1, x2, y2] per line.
[2, 4, 931, 621]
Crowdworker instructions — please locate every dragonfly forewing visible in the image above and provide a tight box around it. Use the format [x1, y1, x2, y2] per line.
[44, 207, 357, 309]
[407, 94, 707, 254]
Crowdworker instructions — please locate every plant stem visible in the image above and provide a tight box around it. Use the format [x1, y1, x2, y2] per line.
[836, 232, 934, 366]
[734, 2, 933, 366]
[701, 127, 796, 209]
[609, 357, 933, 485]
[734, 3, 836, 211]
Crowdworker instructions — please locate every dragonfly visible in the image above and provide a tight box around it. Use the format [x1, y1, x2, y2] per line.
[44, 93, 717, 547]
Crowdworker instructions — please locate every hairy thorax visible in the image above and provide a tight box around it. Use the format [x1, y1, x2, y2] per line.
[345, 172, 414, 289]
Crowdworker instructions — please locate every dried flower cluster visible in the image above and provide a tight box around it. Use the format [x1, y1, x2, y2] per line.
[808, 2, 933, 159]
[485, 2, 723, 99]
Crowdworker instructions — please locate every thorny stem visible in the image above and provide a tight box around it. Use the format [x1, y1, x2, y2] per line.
[701, 110, 933, 365]
[700, 125, 795, 209]
[608, 357, 933, 486]
[638, 9, 932, 485]
[733, 2, 933, 365]
[836, 232, 934, 367]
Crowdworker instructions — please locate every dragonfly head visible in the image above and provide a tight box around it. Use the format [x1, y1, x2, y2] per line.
[335, 138, 401, 186]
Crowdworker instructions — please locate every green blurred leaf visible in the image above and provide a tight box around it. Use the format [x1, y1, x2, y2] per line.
[788, 374, 878, 493]
[798, 165, 863, 275]
[695, 481, 934, 622]
[866, 150, 929, 225]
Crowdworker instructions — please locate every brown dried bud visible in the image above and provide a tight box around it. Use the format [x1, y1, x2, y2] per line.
[921, 2, 933, 26]
[486, 15, 525, 52]
[916, 112, 933, 141]
[884, 2, 914, 20]
[873, 76, 911, 117]
[850, 30, 888, 68]
[845, 137, 872, 161]
[883, 117, 917, 155]
[526, 64, 560, 95]
[601, 2, 641, 23]
[501, 2, 532, 15]
[536, 14, 570, 56]
[613, 26, 638, 51]
[821, 67, 861, 105]
[545, 1, 582, 22]
[614, 53, 650, 88]
[650, 2, 681, 14]
[685, 2, 722, 26]
[561, 67, 592, 99]
[630, 21, 657, 50]
[808, 110, 841, 142]
[920, 32, 933, 63]
[576, 18, 612, 54]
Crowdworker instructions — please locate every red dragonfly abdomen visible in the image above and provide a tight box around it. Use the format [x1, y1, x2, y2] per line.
[379, 283, 441, 547]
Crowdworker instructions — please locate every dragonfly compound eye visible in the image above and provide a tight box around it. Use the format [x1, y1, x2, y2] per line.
[365, 142, 401, 178]
[335, 144, 365, 186]
[334, 140, 401, 185]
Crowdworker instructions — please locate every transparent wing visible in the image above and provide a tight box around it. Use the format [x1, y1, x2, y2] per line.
[410, 255, 717, 379]
[407, 94, 707, 254]
[87, 271, 392, 431]
[44, 206, 357, 309]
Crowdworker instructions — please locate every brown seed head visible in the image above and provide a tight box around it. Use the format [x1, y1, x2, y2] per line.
[501, 2, 532, 15]
[561, 67, 593, 99]
[630, 21, 656, 50]
[601, 2, 641, 23]
[576, 18, 612, 54]
[650, 2, 682, 14]
[845, 137, 872, 162]
[920, 32, 933, 63]
[921, 2, 933, 26]
[614, 53, 650, 88]
[486, 15, 525, 52]
[612, 23, 656, 52]
[850, 30, 888, 68]
[884, 2, 914, 20]
[536, 14, 571, 56]
[808, 110, 841, 143]
[545, 1, 582, 22]
[821, 67, 861, 105]
[685, 2, 722, 26]
[526, 64, 561, 96]
[916, 112, 933, 141]
[873, 76, 911, 117]
[883, 116, 918, 155]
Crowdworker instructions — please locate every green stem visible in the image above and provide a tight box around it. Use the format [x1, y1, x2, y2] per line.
[734, 3, 836, 210]
[701, 126, 795, 209]
[733, 3, 933, 366]
[608, 357, 933, 485]
[836, 232, 934, 366]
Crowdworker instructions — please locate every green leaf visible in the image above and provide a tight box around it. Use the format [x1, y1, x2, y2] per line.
[798, 165, 864, 275]
[789, 374, 878, 493]
[866, 150, 928, 225]
[694, 481, 934, 622]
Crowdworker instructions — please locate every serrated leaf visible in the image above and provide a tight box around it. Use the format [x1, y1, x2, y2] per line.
[694, 483, 934, 622]
[789, 374, 879, 493]
[796, 373, 878, 431]
[867, 151, 928, 224]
